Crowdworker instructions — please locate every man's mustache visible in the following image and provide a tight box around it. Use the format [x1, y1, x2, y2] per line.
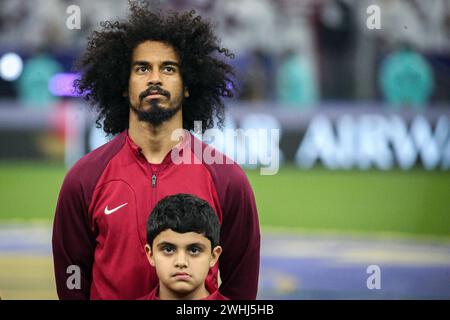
[139, 86, 170, 101]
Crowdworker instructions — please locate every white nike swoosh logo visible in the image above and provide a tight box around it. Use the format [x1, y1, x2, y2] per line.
[104, 203, 128, 215]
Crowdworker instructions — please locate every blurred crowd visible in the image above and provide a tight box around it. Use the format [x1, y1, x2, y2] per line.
[0, 0, 449, 109]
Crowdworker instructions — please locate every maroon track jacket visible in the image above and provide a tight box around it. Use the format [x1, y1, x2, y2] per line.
[52, 130, 260, 300]
[137, 285, 229, 300]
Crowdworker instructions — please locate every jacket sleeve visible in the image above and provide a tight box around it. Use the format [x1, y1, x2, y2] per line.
[219, 168, 260, 300]
[52, 168, 96, 300]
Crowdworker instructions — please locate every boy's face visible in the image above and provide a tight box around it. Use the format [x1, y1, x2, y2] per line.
[145, 229, 222, 300]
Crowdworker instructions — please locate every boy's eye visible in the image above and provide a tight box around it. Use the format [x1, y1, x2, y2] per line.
[188, 247, 202, 255]
[162, 246, 175, 254]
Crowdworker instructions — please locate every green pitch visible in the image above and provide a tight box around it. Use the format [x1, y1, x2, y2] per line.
[0, 161, 65, 221]
[1, 161, 449, 238]
[247, 167, 450, 238]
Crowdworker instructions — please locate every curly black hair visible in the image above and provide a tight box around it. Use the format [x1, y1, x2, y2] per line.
[146, 193, 220, 249]
[74, 0, 235, 135]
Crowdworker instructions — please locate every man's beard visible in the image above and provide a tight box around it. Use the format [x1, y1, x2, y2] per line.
[130, 99, 181, 127]
[130, 86, 182, 126]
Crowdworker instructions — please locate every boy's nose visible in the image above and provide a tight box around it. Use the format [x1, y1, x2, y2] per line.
[174, 253, 188, 268]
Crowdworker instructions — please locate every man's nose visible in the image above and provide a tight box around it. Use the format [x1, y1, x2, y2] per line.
[147, 70, 162, 86]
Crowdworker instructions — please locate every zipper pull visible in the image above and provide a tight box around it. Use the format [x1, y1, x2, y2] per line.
[152, 173, 157, 187]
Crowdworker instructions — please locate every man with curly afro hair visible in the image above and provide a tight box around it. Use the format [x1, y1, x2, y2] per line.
[52, 1, 260, 300]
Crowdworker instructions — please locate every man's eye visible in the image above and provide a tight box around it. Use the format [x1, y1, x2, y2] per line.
[136, 66, 148, 73]
[162, 66, 176, 73]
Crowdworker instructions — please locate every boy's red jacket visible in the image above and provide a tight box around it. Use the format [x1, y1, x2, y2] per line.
[137, 285, 229, 300]
[52, 131, 260, 300]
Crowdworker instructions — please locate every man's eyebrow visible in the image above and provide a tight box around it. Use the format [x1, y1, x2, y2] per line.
[131, 60, 180, 67]
[161, 61, 180, 67]
[132, 60, 150, 67]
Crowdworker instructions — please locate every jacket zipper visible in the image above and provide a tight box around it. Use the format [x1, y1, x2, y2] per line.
[151, 168, 158, 217]
[152, 173, 157, 187]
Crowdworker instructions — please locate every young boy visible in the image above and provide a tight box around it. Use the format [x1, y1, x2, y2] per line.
[140, 193, 228, 300]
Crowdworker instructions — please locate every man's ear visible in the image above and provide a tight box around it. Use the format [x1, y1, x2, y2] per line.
[144, 244, 155, 267]
[184, 87, 189, 98]
[210, 246, 222, 268]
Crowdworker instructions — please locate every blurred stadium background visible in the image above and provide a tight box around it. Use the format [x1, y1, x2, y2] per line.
[0, 0, 449, 299]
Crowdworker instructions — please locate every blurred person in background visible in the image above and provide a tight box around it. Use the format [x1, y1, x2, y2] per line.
[379, 43, 435, 109]
[314, 0, 357, 101]
[18, 49, 63, 108]
[239, 49, 275, 102]
[276, 48, 319, 108]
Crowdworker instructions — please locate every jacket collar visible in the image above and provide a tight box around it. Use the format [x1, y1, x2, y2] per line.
[125, 129, 192, 165]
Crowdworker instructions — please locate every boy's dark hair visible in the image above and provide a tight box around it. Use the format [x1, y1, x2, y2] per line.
[146, 194, 220, 249]
[75, 0, 235, 135]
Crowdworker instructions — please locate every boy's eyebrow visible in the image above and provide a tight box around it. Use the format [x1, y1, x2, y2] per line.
[155, 241, 207, 249]
[156, 241, 175, 248]
[131, 60, 180, 67]
[187, 242, 207, 249]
